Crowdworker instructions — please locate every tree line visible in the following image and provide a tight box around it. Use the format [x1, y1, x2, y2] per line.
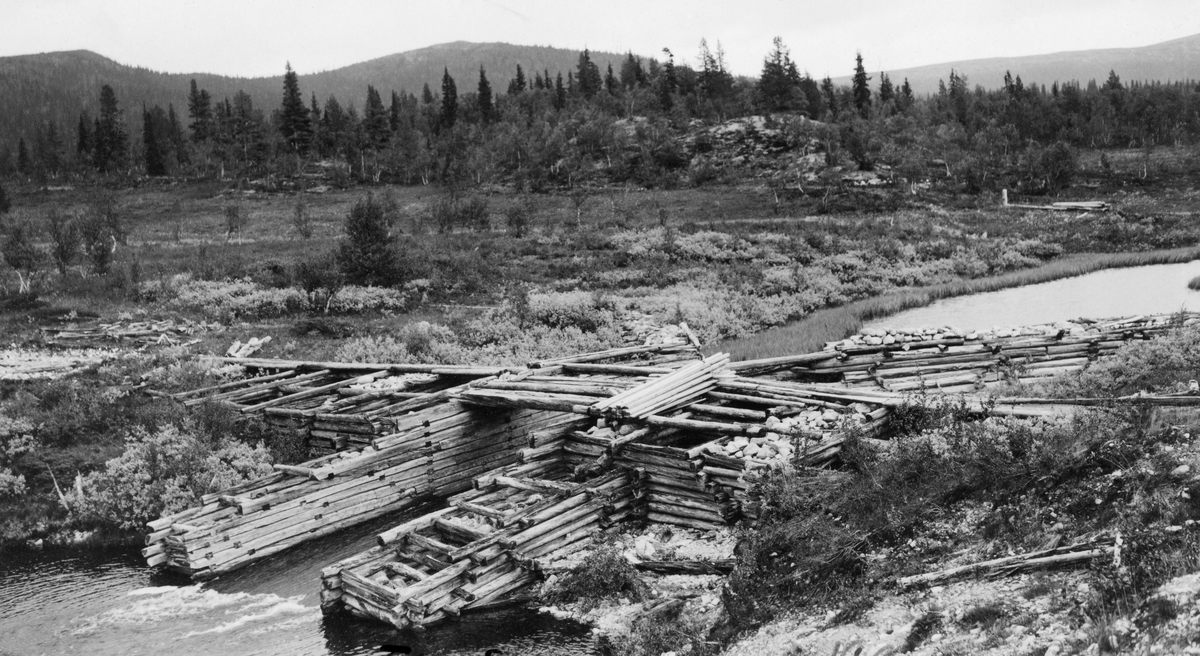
[6, 38, 1200, 192]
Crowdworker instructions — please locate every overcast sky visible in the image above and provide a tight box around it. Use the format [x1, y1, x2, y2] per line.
[5, 0, 1200, 79]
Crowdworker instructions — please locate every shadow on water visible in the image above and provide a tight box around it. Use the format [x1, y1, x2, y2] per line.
[0, 502, 596, 656]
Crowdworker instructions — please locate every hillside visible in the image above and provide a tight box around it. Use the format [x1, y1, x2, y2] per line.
[0, 42, 630, 153]
[837, 31, 1200, 95]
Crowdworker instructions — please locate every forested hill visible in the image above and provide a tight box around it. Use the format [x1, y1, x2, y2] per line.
[834, 32, 1200, 95]
[0, 42, 628, 148]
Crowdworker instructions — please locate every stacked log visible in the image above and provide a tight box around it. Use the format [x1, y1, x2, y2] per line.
[321, 463, 634, 629]
[737, 313, 1198, 389]
[144, 399, 585, 578]
[591, 353, 730, 419]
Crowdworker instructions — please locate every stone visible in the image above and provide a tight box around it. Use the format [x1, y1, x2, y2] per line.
[1171, 464, 1192, 480]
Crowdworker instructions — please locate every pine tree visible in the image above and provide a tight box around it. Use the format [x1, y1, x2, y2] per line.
[187, 79, 213, 143]
[440, 68, 458, 129]
[16, 138, 29, 175]
[901, 78, 914, 107]
[279, 63, 312, 154]
[508, 64, 526, 95]
[0, 181, 10, 214]
[477, 66, 494, 121]
[852, 52, 872, 118]
[533, 72, 544, 90]
[554, 72, 566, 110]
[604, 63, 618, 94]
[422, 83, 435, 105]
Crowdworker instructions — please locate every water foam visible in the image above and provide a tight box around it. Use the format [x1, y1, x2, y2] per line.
[74, 583, 312, 638]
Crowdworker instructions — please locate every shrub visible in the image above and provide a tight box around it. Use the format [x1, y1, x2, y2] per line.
[296, 252, 345, 313]
[544, 542, 649, 611]
[166, 278, 307, 320]
[505, 201, 531, 237]
[223, 202, 248, 240]
[0, 468, 26, 498]
[79, 213, 117, 274]
[337, 193, 399, 286]
[69, 424, 273, 530]
[2, 221, 42, 292]
[458, 196, 490, 231]
[292, 197, 312, 239]
[1188, 275, 1200, 291]
[47, 209, 80, 275]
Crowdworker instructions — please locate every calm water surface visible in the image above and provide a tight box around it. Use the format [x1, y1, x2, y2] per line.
[0, 507, 594, 656]
[864, 260, 1200, 332]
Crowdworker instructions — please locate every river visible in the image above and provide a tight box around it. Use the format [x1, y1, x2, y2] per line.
[0, 507, 595, 656]
[863, 260, 1200, 333]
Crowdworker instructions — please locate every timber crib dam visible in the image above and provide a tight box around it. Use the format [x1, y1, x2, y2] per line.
[143, 312, 1199, 629]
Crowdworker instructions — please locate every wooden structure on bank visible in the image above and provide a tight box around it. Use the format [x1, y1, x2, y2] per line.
[145, 312, 1198, 628]
[746, 314, 1195, 392]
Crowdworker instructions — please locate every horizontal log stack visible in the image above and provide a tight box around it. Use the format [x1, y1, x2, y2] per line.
[320, 459, 635, 629]
[146, 345, 690, 579]
[739, 314, 1199, 392]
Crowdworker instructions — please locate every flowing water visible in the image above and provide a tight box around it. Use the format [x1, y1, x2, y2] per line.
[863, 260, 1200, 333]
[0, 507, 595, 656]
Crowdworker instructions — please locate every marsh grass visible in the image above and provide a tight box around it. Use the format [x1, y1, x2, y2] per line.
[717, 245, 1200, 360]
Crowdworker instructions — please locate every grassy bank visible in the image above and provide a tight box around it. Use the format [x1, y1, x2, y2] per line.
[715, 245, 1200, 360]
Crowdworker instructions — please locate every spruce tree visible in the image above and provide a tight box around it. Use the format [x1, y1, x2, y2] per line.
[77, 112, 93, 166]
[187, 79, 213, 143]
[279, 63, 312, 154]
[167, 104, 187, 165]
[879, 72, 895, 103]
[337, 193, 398, 286]
[757, 37, 802, 112]
[422, 83, 435, 105]
[94, 85, 128, 172]
[554, 72, 566, 110]
[143, 106, 167, 176]
[389, 91, 402, 132]
[604, 64, 618, 94]
[821, 76, 838, 118]
[364, 85, 389, 148]
[477, 66, 494, 121]
[852, 52, 872, 118]
[17, 137, 29, 175]
[508, 64, 526, 95]
[440, 68, 458, 128]
[0, 181, 10, 214]
[576, 49, 602, 98]
[620, 53, 646, 89]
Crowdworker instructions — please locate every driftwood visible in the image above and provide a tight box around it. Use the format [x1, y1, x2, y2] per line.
[898, 538, 1117, 587]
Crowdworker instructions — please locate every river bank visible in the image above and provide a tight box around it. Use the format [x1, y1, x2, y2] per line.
[716, 245, 1200, 360]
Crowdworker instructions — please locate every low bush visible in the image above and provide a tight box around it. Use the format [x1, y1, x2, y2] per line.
[544, 541, 649, 611]
[69, 423, 273, 530]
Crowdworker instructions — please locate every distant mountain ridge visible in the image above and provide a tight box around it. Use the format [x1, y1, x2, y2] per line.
[835, 32, 1200, 95]
[0, 42, 629, 157]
